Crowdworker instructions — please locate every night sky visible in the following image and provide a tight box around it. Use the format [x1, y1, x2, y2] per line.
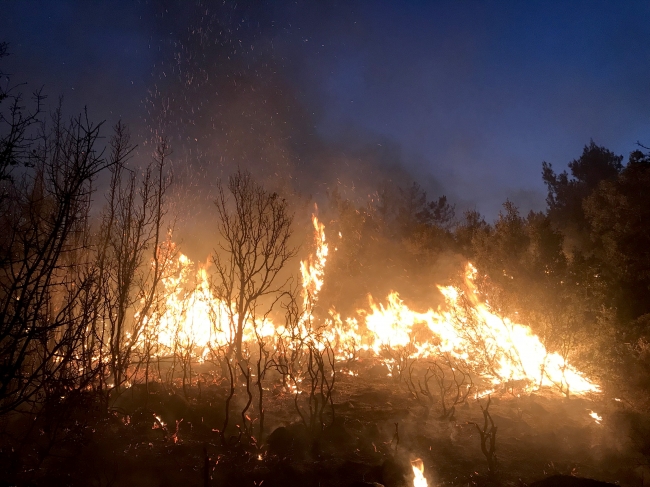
[2, 0, 649, 221]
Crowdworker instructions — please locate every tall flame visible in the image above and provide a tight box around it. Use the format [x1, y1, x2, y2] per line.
[299, 214, 328, 327]
[411, 458, 428, 487]
[300, 214, 328, 306]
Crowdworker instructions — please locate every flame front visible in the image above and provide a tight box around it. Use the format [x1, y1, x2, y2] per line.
[135, 215, 599, 395]
[357, 265, 599, 393]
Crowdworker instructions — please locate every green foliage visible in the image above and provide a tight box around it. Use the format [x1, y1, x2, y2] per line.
[320, 141, 650, 398]
[454, 209, 490, 256]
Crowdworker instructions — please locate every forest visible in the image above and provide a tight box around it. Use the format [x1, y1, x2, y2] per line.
[2, 38, 650, 487]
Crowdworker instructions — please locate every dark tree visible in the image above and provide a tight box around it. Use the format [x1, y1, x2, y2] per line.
[397, 182, 455, 234]
[584, 149, 650, 324]
[0, 108, 113, 415]
[542, 141, 623, 252]
[0, 42, 44, 183]
[213, 169, 297, 360]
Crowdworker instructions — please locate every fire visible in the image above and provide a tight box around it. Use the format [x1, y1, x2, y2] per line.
[589, 410, 602, 424]
[135, 214, 599, 396]
[356, 265, 599, 393]
[364, 292, 422, 351]
[136, 215, 330, 358]
[300, 214, 328, 307]
[298, 214, 329, 330]
[136, 256, 270, 360]
[411, 458, 428, 487]
[136, 254, 231, 358]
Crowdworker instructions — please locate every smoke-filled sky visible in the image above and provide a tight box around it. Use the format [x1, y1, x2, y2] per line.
[2, 0, 650, 221]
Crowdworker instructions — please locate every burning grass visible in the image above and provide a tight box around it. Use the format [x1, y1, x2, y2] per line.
[132, 214, 599, 398]
[1, 213, 627, 487]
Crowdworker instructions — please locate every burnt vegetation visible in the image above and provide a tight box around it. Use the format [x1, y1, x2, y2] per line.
[2, 41, 650, 487]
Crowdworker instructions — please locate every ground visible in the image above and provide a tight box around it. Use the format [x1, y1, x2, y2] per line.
[0, 359, 645, 487]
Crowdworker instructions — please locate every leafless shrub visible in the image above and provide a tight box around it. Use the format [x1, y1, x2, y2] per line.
[469, 395, 498, 477]
[0, 108, 114, 416]
[291, 339, 336, 436]
[407, 354, 472, 420]
[97, 135, 174, 394]
[220, 353, 236, 446]
[273, 285, 309, 388]
[0, 43, 44, 184]
[253, 324, 277, 444]
[406, 360, 434, 416]
[383, 343, 414, 383]
[212, 168, 297, 361]
[430, 354, 473, 419]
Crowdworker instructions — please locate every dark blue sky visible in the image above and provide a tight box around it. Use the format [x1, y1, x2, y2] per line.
[2, 0, 649, 219]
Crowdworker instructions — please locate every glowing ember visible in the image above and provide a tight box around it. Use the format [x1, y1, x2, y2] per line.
[411, 458, 428, 487]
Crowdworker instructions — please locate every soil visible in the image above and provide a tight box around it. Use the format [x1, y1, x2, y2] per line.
[0, 360, 645, 487]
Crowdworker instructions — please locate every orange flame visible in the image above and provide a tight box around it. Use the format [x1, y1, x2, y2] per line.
[411, 458, 428, 487]
[300, 214, 328, 305]
[299, 214, 328, 329]
[135, 215, 599, 395]
[355, 263, 598, 393]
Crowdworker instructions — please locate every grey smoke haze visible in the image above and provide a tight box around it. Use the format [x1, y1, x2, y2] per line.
[2, 0, 650, 249]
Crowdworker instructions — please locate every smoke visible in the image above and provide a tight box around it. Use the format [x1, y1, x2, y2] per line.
[132, 0, 449, 259]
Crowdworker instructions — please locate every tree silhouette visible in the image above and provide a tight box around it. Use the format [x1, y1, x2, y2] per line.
[212, 169, 297, 360]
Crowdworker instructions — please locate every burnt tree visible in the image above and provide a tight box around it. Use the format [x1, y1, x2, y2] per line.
[0, 108, 114, 415]
[97, 133, 174, 393]
[212, 169, 297, 360]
